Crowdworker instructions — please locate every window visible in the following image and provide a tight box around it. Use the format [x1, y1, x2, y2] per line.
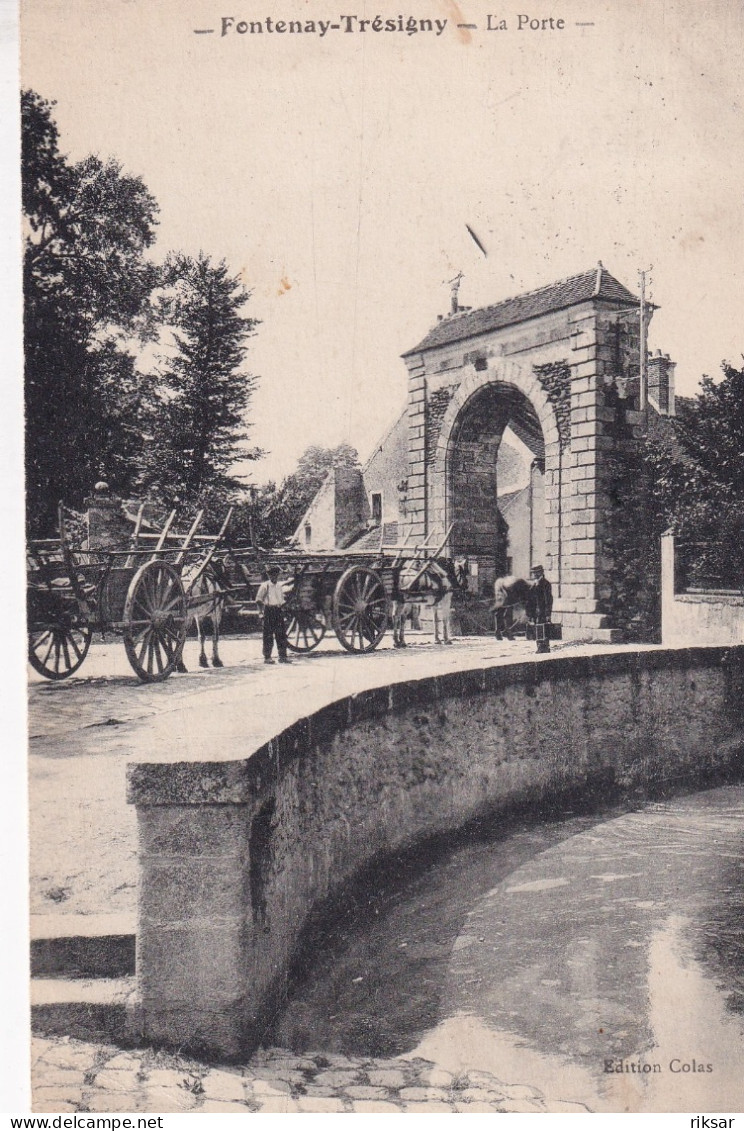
[304, 523, 312, 545]
[371, 492, 382, 524]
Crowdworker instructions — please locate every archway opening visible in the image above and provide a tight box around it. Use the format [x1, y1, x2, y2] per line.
[447, 383, 546, 593]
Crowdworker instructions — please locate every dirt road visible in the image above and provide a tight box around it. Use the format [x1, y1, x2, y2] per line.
[30, 632, 564, 919]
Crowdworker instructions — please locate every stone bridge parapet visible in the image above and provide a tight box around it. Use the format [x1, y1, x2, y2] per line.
[127, 646, 744, 1059]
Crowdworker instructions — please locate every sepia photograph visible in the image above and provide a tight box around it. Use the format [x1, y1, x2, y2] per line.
[10, 0, 744, 1116]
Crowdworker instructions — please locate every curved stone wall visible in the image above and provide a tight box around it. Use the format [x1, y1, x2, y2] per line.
[127, 646, 744, 1059]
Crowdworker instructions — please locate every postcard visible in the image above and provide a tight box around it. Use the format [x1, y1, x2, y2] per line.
[16, 0, 744, 1117]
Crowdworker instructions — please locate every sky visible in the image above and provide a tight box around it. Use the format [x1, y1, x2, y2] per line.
[19, 0, 744, 484]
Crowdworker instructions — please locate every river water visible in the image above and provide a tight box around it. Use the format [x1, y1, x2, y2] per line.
[275, 785, 744, 1112]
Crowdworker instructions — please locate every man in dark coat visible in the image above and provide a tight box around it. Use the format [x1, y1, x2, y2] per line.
[526, 564, 553, 653]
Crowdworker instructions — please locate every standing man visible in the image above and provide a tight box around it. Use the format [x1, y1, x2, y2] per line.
[256, 564, 291, 664]
[526, 564, 553, 654]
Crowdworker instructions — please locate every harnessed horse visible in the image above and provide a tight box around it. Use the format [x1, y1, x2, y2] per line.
[491, 575, 532, 640]
[177, 563, 226, 671]
[392, 557, 459, 647]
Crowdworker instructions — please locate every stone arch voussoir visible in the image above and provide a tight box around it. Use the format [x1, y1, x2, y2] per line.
[433, 362, 561, 481]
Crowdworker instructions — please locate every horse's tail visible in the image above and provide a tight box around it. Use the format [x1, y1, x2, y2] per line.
[493, 575, 513, 607]
[493, 575, 530, 608]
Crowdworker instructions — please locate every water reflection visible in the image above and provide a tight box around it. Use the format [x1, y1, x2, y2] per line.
[275, 786, 744, 1112]
[276, 810, 605, 1055]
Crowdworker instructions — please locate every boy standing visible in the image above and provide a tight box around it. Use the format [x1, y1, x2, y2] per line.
[256, 564, 291, 664]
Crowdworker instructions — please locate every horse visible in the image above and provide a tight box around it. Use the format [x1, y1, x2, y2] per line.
[177, 563, 226, 671]
[392, 557, 459, 647]
[431, 558, 459, 644]
[491, 575, 532, 640]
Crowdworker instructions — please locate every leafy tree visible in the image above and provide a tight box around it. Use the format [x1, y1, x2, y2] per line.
[602, 438, 667, 641]
[251, 443, 359, 547]
[599, 360, 744, 639]
[139, 253, 261, 511]
[648, 361, 744, 592]
[23, 89, 159, 534]
[672, 362, 744, 495]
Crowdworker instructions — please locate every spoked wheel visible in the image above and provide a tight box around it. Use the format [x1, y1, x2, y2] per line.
[285, 606, 327, 653]
[123, 560, 188, 682]
[28, 614, 92, 680]
[332, 565, 389, 653]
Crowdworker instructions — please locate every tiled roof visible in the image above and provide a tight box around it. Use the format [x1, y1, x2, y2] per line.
[403, 265, 640, 356]
[343, 525, 384, 551]
[498, 485, 530, 516]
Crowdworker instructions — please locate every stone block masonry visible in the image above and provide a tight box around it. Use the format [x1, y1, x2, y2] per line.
[128, 646, 744, 1059]
[400, 269, 669, 638]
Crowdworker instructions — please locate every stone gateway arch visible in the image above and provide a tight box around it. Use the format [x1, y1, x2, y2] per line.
[401, 265, 676, 641]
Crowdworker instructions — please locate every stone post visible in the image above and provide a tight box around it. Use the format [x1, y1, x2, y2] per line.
[132, 787, 255, 1059]
[552, 309, 629, 640]
[660, 530, 675, 645]
[85, 482, 131, 550]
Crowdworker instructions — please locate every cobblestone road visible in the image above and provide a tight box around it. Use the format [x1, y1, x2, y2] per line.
[33, 1035, 580, 1114]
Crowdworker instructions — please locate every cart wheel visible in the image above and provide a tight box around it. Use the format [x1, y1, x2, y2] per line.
[28, 617, 92, 680]
[123, 560, 187, 682]
[332, 566, 389, 653]
[285, 606, 327, 653]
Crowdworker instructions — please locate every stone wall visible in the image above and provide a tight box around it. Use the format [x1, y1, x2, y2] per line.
[293, 471, 336, 550]
[662, 533, 744, 646]
[128, 646, 744, 1060]
[361, 409, 409, 528]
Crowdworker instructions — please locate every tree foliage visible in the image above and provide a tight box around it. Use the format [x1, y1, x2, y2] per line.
[249, 443, 359, 547]
[600, 360, 744, 639]
[23, 91, 262, 537]
[138, 253, 261, 511]
[647, 361, 744, 592]
[674, 363, 744, 494]
[23, 89, 159, 534]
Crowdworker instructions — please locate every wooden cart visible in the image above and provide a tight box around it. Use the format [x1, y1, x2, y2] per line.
[27, 504, 232, 683]
[219, 526, 453, 655]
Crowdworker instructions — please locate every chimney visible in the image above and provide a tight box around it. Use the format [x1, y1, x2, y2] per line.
[646, 350, 676, 416]
[334, 464, 369, 547]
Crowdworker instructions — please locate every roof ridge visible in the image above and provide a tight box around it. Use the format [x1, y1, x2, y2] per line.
[361, 401, 408, 474]
[462, 265, 598, 319]
[403, 264, 642, 357]
[438, 265, 637, 328]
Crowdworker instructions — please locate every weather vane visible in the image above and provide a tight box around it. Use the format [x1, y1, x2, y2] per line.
[446, 271, 464, 314]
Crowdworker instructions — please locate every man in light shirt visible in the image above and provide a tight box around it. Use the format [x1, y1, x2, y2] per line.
[256, 564, 291, 664]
